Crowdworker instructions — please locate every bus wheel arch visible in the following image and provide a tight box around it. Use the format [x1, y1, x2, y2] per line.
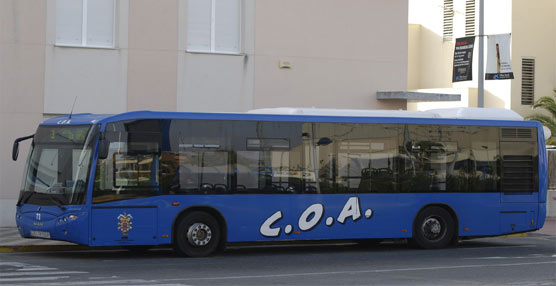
[172, 206, 228, 256]
[411, 204, 459, 249]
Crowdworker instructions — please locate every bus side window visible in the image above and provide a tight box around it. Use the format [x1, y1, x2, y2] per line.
[311, 123, 398, 194]
[93, 124, 162, 203]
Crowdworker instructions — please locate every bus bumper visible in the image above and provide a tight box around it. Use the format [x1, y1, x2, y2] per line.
[15, 205, 89, 245]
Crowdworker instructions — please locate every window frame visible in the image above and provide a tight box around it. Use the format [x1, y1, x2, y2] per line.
[186, 0, 242, 55]
[55, 0, 116, 49]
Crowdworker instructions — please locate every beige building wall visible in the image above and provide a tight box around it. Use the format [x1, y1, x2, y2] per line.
[253, 0, 408, 110]
[408, 0, 555, 115]
[0, 0, 409, 227]
[511, 0, 556, 117]
[408, 0, 455, 90]
[127, 0, 178, 112]
[0, 0, 46, 226]
[176, 0, 255, 113]
[407, 24, 421, 90]
[43, 0, 129, 115]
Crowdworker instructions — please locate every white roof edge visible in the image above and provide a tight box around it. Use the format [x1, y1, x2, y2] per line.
[247, 107, 525, 121]
[247, 108, 440, 118]
[426, 108, 523, 120]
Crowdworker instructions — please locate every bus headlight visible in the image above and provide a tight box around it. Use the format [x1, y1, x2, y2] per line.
[69, 215, 78, 220]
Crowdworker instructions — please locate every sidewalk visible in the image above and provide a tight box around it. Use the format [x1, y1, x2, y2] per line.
[535, 216, 556, 236]
[1, 218, 554, 252]
[0, 227, 85, 252]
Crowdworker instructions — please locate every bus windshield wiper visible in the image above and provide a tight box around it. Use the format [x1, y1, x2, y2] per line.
[47, 196, 66, 211]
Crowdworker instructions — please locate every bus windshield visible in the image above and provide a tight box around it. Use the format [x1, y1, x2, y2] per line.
[18, 125, 99, 206]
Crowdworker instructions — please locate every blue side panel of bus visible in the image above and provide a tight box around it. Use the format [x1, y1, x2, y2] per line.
[536, 125, 548, 230]
[89, 192, 508, 246]
[90, 207, 157, 246]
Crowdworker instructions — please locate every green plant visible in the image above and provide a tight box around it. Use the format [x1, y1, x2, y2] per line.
[525, 89, 556, 145]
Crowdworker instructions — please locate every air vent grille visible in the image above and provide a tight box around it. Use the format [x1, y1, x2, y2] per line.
[443, 0, 454, 41]
[502, 155, 534, 192]
[465, 0, 475, 37]
[521, 58, 535, 105]
[501, 128, 533, 140]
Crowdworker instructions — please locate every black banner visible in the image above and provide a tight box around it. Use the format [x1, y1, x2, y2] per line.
[452, 37, 475, 82]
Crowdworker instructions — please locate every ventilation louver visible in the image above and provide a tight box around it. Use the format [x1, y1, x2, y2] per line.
[443, 0, 454, 41]
[501, 128, 533, 140]
[521, 58, 535, 105]
[465, 0, 475, 37]
[502, 155, 534, 192]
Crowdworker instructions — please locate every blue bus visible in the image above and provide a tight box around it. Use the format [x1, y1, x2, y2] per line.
[13, 108, 548, 256]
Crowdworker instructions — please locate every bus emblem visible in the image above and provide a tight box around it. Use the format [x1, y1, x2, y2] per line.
[117, 213, 133, 237]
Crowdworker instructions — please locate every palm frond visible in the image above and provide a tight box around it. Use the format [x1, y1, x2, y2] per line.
[525, 114, 556, 132]
[526, 90, 556, 144]
[531, 96, 556, 118]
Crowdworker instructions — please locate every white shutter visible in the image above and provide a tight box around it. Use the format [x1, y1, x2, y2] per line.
[187, 0, 212, 52]
[465, 0, 476, 37]
[214, 0, 240, 53]
[56, 0, 83, 46]
[443, 0, 454, 41]
[86, 0, 115, 47]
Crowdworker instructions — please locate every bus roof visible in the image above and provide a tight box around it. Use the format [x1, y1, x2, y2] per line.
[40, 108, 537, 129]
[247, 107, 525, 121]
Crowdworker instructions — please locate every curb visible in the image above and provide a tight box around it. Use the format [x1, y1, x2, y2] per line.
[496, 233, 529, 238]
[0, 245, 121, 253]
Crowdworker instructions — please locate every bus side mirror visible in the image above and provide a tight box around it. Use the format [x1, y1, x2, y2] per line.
[12, 135, 34, 161]
[12, 142, 19, 161]
[98, 138, 110, 159]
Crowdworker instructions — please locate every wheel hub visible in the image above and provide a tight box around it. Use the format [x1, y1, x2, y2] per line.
[187, 223, 212, 246]
[422, 217, 444, 241]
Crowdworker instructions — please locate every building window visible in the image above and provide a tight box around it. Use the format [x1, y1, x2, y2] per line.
[56, 0, 115, 48]
[187, 0, 241, 54]
[443, 0, 454, 41]
[521, 58, 535, 105]
[465, 0, 475, 37]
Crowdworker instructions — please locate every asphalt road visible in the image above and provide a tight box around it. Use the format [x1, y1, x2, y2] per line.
[1, 235, 555, 286]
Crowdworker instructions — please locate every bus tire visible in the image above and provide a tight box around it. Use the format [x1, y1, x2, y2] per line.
[174, 211, 221, 257]
[411, 206, 455, 249]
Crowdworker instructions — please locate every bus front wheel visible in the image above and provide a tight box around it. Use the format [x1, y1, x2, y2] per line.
[175, 211, 221, 257]
[411, 206, 455, 249]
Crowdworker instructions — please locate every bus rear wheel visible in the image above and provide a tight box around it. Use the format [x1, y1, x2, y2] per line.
[175, 211, 221, 257]
[412, 206, 455, 249]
